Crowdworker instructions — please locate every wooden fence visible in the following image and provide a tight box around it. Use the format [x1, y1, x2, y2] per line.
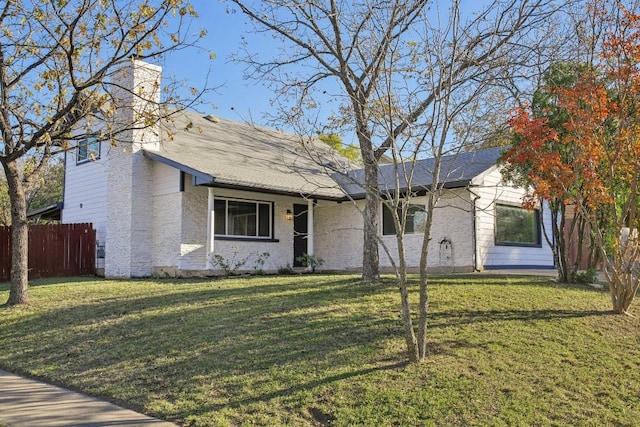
[0, 223, 95, 282]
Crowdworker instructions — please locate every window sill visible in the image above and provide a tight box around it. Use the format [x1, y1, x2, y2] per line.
[495, 242, 542, 248]
[214, 236, 280, 243]
[76, 158, 100, 165]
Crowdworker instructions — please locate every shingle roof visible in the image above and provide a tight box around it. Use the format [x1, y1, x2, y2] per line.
[144, 111, 348, 200]
[144, 112, 503, 200]
[334, 147, 503, 198]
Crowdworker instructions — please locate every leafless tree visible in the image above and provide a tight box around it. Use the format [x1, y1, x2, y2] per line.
[0, 0, 207, 305]
[229, 0, 569, 361]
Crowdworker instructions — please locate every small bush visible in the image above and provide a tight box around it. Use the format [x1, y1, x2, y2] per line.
[253, 252, 270, 275]
[277, 264, 295, 275]
[295, 253, 324, 271]
[573, 268, 599, 284]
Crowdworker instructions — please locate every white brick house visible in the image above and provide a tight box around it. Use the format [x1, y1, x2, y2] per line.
[62, 60, 554, 278]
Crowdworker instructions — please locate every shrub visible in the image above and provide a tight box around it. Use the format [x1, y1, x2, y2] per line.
[573, 268, 599, 285]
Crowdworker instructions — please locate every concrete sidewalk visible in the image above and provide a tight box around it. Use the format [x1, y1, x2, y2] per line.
[0, 370, 178, 427]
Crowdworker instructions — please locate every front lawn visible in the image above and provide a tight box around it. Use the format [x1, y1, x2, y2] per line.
[0, 274, 638, 426]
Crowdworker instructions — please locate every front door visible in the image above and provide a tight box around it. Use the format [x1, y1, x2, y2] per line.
[293, 204, 308, 267]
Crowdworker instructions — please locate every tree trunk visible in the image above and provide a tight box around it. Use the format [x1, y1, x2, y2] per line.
[551, 202, 570, 283]
[362, 159, 380, 282]
[602, 253, 640, 315]
[395, 232, 418, 362]
[399, 275, 419, 362]
[417, 191, 437, 362]
[3, 160, 29, 305]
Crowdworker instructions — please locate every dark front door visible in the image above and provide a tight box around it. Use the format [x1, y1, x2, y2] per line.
[293, 204, 308, 267]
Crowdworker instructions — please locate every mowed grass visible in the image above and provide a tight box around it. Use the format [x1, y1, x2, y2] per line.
[1, 274, 639, 426]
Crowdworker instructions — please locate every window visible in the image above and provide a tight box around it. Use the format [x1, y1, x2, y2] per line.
[495, 204, 541, 246]
[214, 198, 272, 238]
[77, 137, 100, 164]
[382, 203, 427, 236]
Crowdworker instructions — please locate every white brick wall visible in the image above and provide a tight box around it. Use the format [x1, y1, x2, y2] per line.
[315, 190, 476, 272]
[379, 191, 475, 271]
[152, 192, 182, 268]
[179, 188, 207, 270]
[314, 200, 364, 270]
[162, 179, 310, 274]
[105, 60, 162, 278]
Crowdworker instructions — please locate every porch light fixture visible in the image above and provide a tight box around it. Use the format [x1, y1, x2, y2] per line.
[285, 209, 293, 221]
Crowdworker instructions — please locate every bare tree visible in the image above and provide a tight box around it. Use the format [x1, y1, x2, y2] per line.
[229, 0, 565, 285]
[228, 0, 566, 361]
[0, 0, 206, 305]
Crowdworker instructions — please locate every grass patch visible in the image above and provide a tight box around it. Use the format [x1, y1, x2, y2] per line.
[1, 274, 639, 426]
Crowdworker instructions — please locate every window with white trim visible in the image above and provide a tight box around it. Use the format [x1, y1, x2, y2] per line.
[214, 198, 272, 238]
[495, 204, 541, 246]
[77, 137, 100, 164]
[382, 203, 427, 236]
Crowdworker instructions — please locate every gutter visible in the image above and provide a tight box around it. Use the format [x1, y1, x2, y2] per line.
[339, 179, 473, 202]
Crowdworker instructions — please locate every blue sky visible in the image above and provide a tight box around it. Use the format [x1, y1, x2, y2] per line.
[157, 1, 498, 141]
[161, 2, 276, 123]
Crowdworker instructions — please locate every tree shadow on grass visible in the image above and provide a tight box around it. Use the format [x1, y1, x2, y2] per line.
[0, 276, 401, 399]
[0, 275, 618, 425]
[429, 308, 612, 328]
[178, 360, 409, 421]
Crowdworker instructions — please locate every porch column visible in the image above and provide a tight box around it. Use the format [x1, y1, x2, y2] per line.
[206, 188, 215, 270]
[307, 199, 314, 257]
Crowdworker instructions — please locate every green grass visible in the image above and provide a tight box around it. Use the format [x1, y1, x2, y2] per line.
[1, 274, 639, 426]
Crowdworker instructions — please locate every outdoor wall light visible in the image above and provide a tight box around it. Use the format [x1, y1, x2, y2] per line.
[285, 209, 293, 221]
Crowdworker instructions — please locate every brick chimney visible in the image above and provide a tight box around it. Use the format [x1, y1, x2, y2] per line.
[105, 58, 162, 278]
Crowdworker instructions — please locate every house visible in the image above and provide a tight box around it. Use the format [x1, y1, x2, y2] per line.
[27, 202, 63, 224]
[62, 60, 554, 278]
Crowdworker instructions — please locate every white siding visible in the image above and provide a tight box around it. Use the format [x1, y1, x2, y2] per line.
[62, 139, 109, 244]
[152, 161, 181, 196]
[473, 167, 554, 269]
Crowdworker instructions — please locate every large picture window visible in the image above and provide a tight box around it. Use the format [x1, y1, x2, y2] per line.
[382, 203, 427, 236]
[214, 198, 272, 238]
[495, 204, 541, 246]
[77, 137, 100, 164]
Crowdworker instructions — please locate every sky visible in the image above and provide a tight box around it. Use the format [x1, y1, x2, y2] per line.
[160, 2, 278, 124]
[156, 0, 507, 145]
[157, 1, 500, 128]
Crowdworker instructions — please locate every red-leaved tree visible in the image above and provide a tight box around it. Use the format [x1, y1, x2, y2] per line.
[503, 0, 640, 315]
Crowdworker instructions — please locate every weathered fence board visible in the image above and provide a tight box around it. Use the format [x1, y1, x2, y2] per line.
[0, 223, 95, 282]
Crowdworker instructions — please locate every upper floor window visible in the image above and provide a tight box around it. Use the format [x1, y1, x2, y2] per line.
[214, 198, 272, 239]
[495, 204, 541, 247]
[382, 203, 427, 236]
[77, 137, 100, 164]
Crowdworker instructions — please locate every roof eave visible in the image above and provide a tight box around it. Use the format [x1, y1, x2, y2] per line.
[342, 179, 473, 201]
[144, 150, 344, 201]
[145, 150, 215, 186]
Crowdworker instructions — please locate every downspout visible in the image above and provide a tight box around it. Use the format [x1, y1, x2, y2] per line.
[61, 150, 67, 223]
[206, 187, 215, 270]
[469, 187, 481, 272]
